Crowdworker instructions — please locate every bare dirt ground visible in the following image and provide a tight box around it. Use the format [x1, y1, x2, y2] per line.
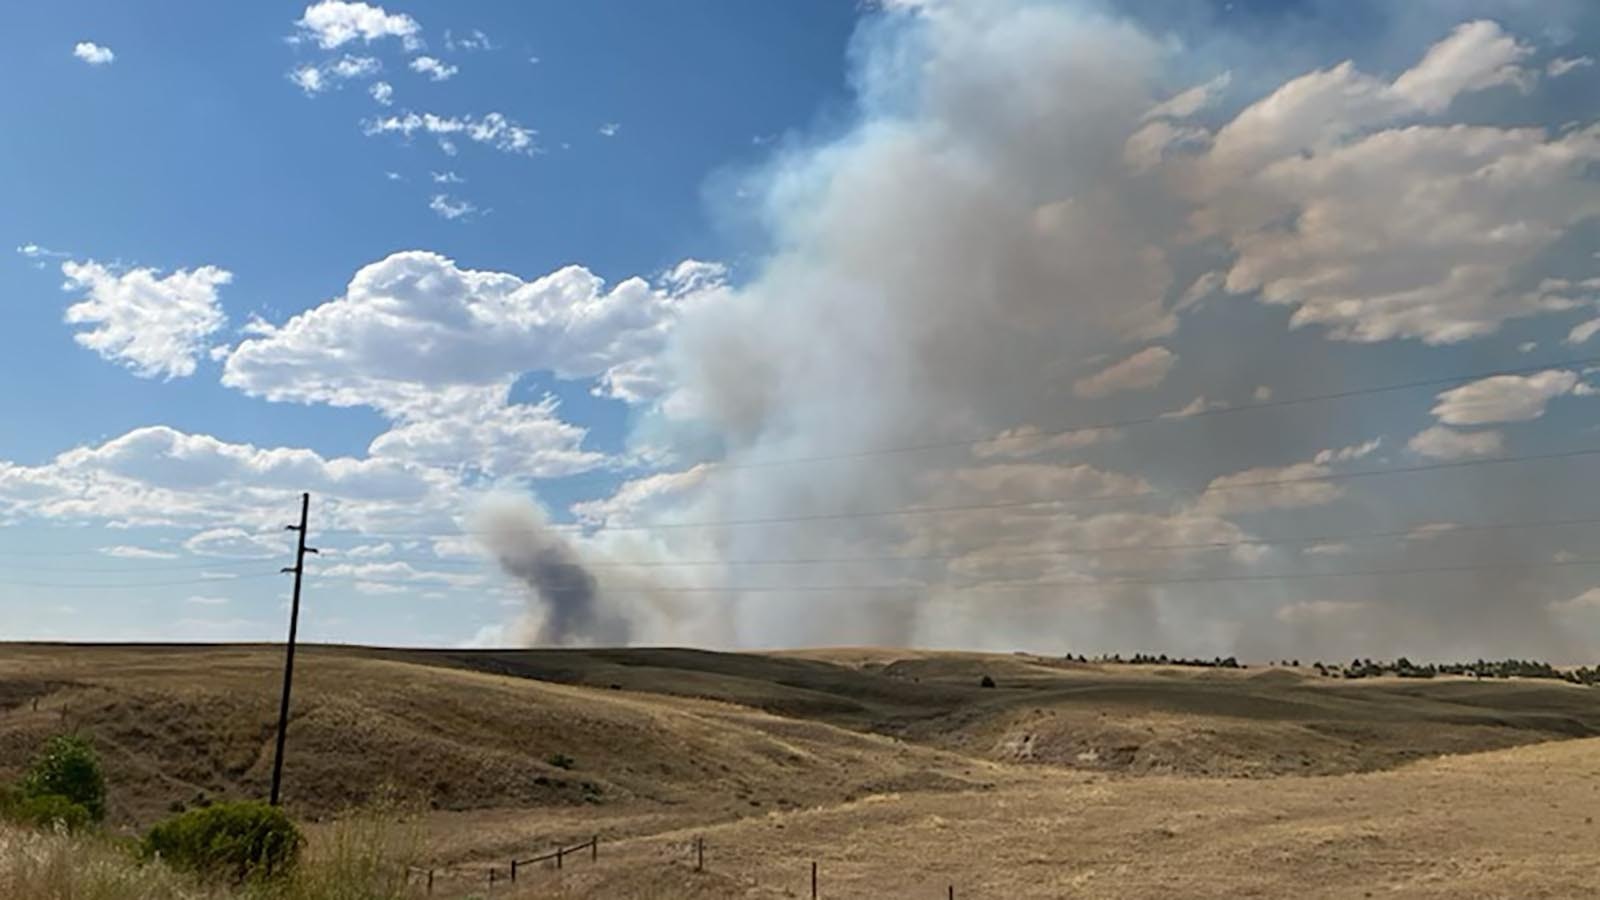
[3, 643, 1600, 897]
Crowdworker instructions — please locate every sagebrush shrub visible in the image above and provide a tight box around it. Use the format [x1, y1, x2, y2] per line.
[142, 800, 302, 883]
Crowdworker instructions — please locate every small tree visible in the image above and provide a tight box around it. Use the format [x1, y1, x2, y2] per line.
[20, 735, 106, 822]
[979, 674, 997, 688]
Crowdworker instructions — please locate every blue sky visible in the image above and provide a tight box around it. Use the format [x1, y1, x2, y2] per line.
[3, 1, 1600, 659]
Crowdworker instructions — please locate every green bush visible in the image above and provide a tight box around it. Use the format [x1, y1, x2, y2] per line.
[6, 792, 93, 831]
[142, 800, 303, 883]
[546, 752, 575, 770]
[20, 734, 106, 822]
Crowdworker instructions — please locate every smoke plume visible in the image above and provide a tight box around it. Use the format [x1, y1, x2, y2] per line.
[475, 496, 631, 646]
[502, 0, 1600, 660]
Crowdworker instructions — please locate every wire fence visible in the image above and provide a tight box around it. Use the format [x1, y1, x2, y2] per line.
[403, 833, 972, 898]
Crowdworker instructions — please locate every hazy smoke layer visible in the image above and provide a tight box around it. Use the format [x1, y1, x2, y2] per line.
[524, 0, 1598, 659]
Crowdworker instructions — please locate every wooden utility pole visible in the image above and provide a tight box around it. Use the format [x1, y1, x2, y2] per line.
[269, 492, 316, 806]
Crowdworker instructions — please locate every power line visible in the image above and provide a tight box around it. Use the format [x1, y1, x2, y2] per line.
[0, 557, 280, 574]
[340, 555, 1600, 594]
[432, 351, 1600, 490]
[0, 571, 281, 589]
[316, 512, 1600, 571]
[322, 444, 1600, 539]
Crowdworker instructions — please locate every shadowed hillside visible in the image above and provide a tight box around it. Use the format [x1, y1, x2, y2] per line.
[5, 643, 1600, 829]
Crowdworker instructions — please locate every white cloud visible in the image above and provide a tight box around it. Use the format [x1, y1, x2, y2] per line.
[17, 243, 69, 260]
[185, 595, 230, 606]
[362, 111, 537, 155]
[1312, 438, 1381, 465]
[430, 171, 463, 183]
[1174, 21, 1600, 346]
[1568, 318, 1600, 345]
[366, 388, 604, 478]
[1303, 542, 1352, 557]
[369, 80, 394, 105]
[1142, 71, 1230, 121]
[444, 29, 492, 52]
[1387, 20, 1533, 113]
[185, 527, 290, 559]
[291, 55, 380, 95]
[334, 542, 394, 558]
[598, 122, 621, 137]
[289, 65, 326, 94]
[1430, 371, 1579, 425]
[427, 194, 477, 220]
[100, 545, 179, 560]
[409, 56, 457, 81]
[1072, 346, 1176, 398]
[1550, 588, 1600, 613]
[1407, 426, 1504, 460]
[221, 250, 727, 414]
[60, 260, 231, 379]
[73, 42, 114, 65]
[319, 560, 483, 588]
[1193, 461, 1343, 515]
[0, 423, 463, 536]
[1547, 56, 1594, 78]
[294, 1, 420, 50]
[1161, 395, 1225, 419]
[972, 425, 1119, 460]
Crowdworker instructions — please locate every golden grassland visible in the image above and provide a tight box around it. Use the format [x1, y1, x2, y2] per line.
[3, 643, 1600, 897]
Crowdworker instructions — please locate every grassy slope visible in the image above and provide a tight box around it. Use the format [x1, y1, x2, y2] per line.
[5, 643, 1600, 824]
[0, 644, 1002, 825]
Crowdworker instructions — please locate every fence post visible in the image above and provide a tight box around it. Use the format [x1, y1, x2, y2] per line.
[511, 859, 518, 882]
[592, 835, 599, 862]
[949, 886, 954, 899]
[488, 867, 496, 893]
[426, 869, 433, 895]
[696, 836, 704, 872]
[557, 846, 565, 870]
[812, 860, 818, 899]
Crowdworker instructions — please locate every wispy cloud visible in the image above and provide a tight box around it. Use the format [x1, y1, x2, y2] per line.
[409, 56, 458, 82]
[428, 194, 478, 220]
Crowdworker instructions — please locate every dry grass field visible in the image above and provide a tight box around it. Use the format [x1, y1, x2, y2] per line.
[3, 643, 1600, 897]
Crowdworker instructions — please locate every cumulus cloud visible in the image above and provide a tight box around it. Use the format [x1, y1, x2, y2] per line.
[1171, 21, 1599, 345]
[1072, 346, 1176, 398]
[294, 1, 420, 50]
[598, 122, 621, 137]
[369, 80, 394, 104]
[60, 260, 231, 379]
[73, 42, 114, 65]
[221, 251, 726, 414]
[1407, 426, 1505, 460]
[0, 425, 461, 537]
[409, 56, 457, 81]
[1430, 371, 1580, 425]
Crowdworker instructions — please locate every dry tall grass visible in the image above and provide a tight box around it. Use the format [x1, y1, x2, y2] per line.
[0, 807, 430, 900]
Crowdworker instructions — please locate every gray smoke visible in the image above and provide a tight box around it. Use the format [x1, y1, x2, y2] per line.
[475, 497, 631, 646]
[490, 0, 1598, 660]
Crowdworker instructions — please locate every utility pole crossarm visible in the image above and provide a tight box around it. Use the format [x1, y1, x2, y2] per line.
[269, 492, 312, 807]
